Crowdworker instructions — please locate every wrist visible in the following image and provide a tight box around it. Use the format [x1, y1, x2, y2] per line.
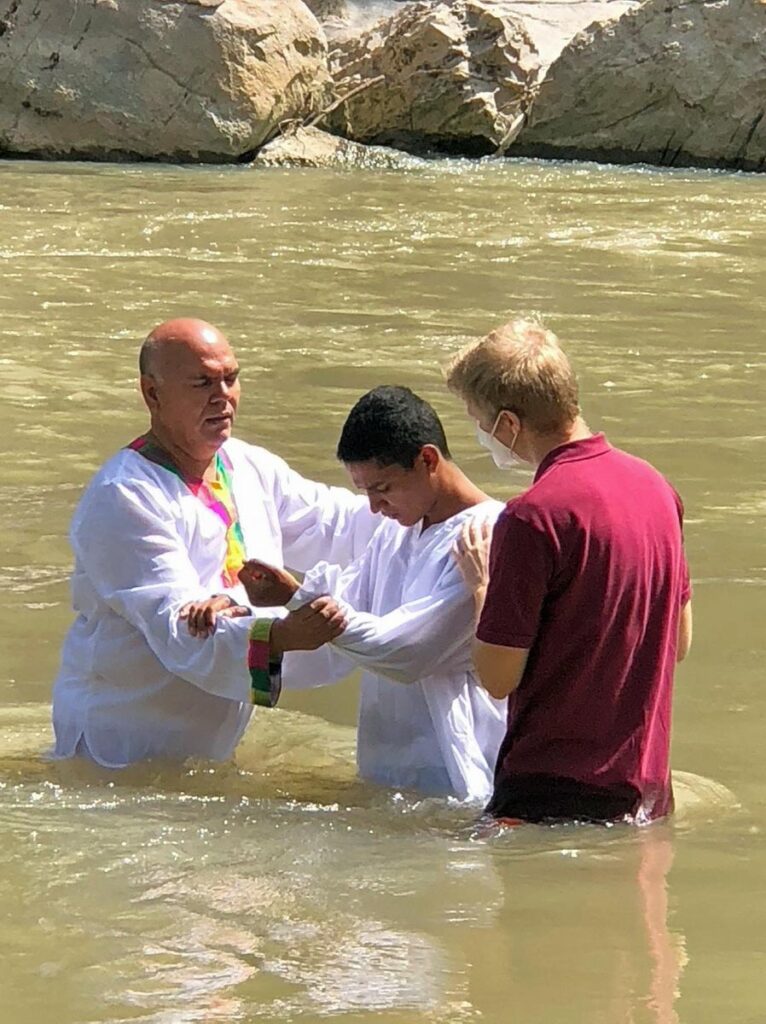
[269, 618, 285, 656]
[473, 584, 488, 617]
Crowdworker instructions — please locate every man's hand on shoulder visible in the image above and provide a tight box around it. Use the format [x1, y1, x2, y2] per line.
[180, 595, 251, 638]
[240, 560, 300, 607]
[453, 518, 492, 616]
[271, 596, 347, 654]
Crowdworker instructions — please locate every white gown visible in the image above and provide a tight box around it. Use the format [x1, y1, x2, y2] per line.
[281, 500, 507, 803]
[51, 438, 378, 768]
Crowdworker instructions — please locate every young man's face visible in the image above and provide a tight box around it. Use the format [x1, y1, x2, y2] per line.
[345, 452, 437, 528]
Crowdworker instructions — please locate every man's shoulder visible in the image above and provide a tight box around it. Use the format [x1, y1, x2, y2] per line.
[74, 448, 175, 520]
[82, 447, 151, 495]
[469, 498, 506, 520]
[500, 484, 551, 527]
[596, 445, 685, 513]
[223, 437, 295, 485]
[607, 443, 669, 478]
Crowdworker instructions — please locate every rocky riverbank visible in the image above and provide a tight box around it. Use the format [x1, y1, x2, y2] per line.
[1, 0, 764, 172]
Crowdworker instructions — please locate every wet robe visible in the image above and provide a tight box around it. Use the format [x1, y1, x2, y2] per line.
[52, 438, 378, 768]
[281, 501, 507, 803]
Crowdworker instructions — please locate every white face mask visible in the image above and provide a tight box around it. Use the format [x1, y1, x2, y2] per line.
[475, 411, 521, 470]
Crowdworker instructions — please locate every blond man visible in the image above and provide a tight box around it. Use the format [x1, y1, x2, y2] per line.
[448, 318, 692, 825]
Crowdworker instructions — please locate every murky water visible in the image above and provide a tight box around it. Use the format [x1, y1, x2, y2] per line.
[1, 156, 764, 1023]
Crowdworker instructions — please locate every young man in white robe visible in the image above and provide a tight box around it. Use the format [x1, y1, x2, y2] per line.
[234, 387, 507, 803]
[51, 319, 377, 769]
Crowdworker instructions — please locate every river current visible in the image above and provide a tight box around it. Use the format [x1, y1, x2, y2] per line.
[0, 156, 764, 1023]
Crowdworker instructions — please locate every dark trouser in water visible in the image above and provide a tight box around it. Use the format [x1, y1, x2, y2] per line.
[486, 773, 645, 825]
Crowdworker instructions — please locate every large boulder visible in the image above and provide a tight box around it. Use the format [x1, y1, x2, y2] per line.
[328, 0, 639, 154]
[513, 0, 766, 172]
[0, 0, 331, 161]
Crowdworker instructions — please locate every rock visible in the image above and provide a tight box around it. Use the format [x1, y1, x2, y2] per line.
[513, 0, 766, 172]
[302, 0, 349, 19]
[305, 0, 413, 43]
[0, 0, 331, 162]
[252, 123, 423, 168]
[328, 0, 639, 155]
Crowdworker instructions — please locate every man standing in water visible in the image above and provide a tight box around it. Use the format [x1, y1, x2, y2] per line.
[227, 387, 507, 802]
[447, 318, 692, 824]
[52, 318, 378, 768]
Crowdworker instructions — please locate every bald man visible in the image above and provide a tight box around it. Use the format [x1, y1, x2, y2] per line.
[51, 320, 378, 768]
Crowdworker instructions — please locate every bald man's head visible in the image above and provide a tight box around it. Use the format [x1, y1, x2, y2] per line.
[138, 318, 241, 463]
[139, 318, 230, 380]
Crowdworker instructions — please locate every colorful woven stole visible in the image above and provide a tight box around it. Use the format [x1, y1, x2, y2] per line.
[128, 436, 246, 589]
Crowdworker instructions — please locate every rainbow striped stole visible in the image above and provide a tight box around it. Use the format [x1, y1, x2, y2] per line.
[128, 436, 246, 588]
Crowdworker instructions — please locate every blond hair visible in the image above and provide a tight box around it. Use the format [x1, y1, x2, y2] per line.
[445, 317, 579, 434]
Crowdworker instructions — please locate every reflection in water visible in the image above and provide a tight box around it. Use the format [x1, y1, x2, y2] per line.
[639, 833, 688, 1024]
[454, 828, 687, 1024]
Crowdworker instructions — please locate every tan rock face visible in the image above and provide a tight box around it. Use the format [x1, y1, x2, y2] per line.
[329, 1, 536, 154]
[329, 0, 638, 154]
[0, 0, 331, 161]
[253, 124, 421, 168]
[515, 0, 766, 172]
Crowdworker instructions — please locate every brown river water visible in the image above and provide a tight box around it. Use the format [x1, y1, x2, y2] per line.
[0, 156, 764, 1023]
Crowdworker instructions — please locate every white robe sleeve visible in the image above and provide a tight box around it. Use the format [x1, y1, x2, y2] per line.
[264, 453, 380, 572]
[73, 480, 257, 703]
[282, 556, 473, 687]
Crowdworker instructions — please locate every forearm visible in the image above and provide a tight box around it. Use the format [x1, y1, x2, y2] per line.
[152, 601, 258, 700]
[326, 597, 474, 684]
[280, 645, 358, 691]
[471, 638, 529, 701]
[677, 600, 693, 662]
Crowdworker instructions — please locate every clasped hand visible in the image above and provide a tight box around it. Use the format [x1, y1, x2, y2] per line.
[180, 557, 347, 651]
[239, 559, 300, 607]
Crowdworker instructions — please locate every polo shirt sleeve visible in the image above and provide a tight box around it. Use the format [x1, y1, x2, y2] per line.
[476, 505, 554, 650]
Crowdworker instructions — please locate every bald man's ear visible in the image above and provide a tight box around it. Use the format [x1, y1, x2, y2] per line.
[140, 373, 160, 411]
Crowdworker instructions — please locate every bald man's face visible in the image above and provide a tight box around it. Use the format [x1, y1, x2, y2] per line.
[141, 332, 241, 458]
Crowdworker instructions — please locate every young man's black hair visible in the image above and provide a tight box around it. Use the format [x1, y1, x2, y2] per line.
[337, 385, 452, 469]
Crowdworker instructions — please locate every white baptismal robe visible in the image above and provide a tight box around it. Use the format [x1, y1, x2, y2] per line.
[52, 437, 378, 768]
[281, 500, 507, 803]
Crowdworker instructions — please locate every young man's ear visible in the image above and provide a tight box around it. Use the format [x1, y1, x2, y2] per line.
[420, 445, 442, 474]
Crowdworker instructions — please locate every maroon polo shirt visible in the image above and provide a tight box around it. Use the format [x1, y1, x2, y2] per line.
[477, 434, 691, 824]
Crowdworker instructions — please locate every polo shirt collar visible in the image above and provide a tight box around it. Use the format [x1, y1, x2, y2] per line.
[534, 433, 612, 482]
